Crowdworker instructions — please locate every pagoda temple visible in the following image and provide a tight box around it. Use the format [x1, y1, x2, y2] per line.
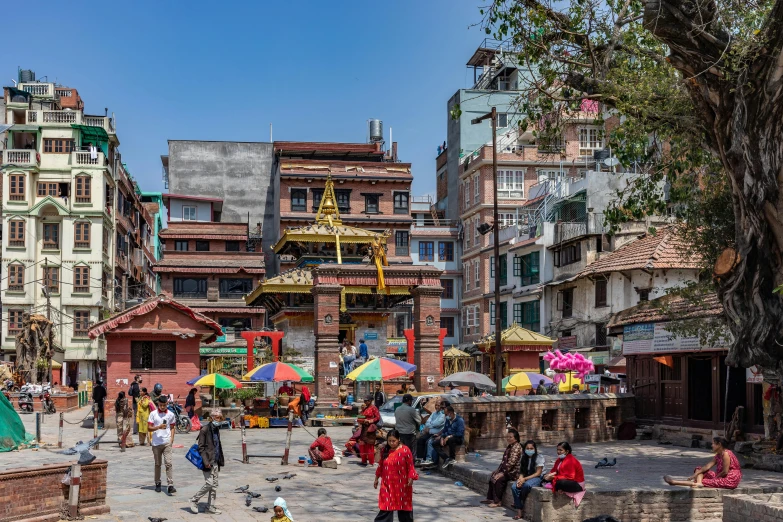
[245, 175, 444, 401]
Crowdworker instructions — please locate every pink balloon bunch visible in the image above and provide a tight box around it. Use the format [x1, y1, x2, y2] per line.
[543, 350, 595, 383]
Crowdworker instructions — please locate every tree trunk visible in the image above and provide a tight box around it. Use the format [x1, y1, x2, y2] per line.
[645, 0, 783, 379]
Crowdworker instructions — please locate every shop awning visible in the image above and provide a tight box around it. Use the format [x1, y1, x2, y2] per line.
[8, 124, 40, 133]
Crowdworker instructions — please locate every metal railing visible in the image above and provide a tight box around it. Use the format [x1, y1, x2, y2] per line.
[554, 213, 605, 244]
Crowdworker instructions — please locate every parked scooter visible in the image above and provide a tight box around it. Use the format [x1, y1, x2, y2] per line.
[20, 382, 51, 396]
[3, 379, 18, 393]
[18, 392, 34, 413]
[167, 396, 192, 434]
[40, 391, 56, 414]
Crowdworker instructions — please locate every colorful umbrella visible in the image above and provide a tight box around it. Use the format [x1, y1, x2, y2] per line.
[346, 357, 416, 382]
[503, 372, 552, 393]
[187, 373, 242, 389]
[437, 371, 496, 391]
[557, 371, 584, 392]
[244, 362, 314, 383]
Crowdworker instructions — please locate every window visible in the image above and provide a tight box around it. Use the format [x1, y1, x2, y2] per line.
[490, 255, 507, 284]
[442, 279, 454, 299]
[497, 112, 508, 128]
[175, 240, 189, 251]
[173, 278, 207, 298]
[183, 206, 197, 221]
[37, 182, 58, 197]
[595, 323, 608, 347]
[555, 242, 581, 267]
[465, 221, 471, 249]
[291, 189, 307, 212]
[74, 310, 90, 337]
[74, 222, 90, 248]
[464, 181, 470, 209]
[8, 310, 24, 335]
[514, 252, 540, 286]
[474, 175, 479, 203]
[498, 213, 516, 228]
[538, 133, 564, 153]
[44, 266, 60, 293]
[596, 235, 603, 253]
[595, 279, 608, 307]
[73, 266, 90, 293]
[75, 176, 91, 203]
[312, 189, 323, 211]
[438, 242, 454, 261]
[336, 189, 351, 214]
[219, 278, 253, 299]
[131, 340, 176, 370]
[219, 317, 252, 331]
[419, 241, 434, 262]
[578, 127, 603, 156]
[9, 174, 25, 201]
[225, 241, 241, 252]
[558, 288, 574, 318]
[364, 194, 380, 214]
[9, 220, 25, 247]
[43, 223, 60, 249]
[561, 329, 572, 337]
[475, 260, 480, 283]
[474, 219, 479, 244]
[395, 231, 409, 255]
[639, 289, 650, 302]
[195, 240, 210, 252]
[43, 138, 75, 153]
[514, 301, 540, 332]
[465, 265, 471, 291]
[497, 170, 525, 198]
[440, 316, 455, 337]
[8, 264, 24, 291]
[393, 192, 409, 214]
[103, 227, 110, 255]
[490, 302, 509, 330]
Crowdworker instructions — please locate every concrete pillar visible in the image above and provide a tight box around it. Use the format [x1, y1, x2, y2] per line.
[411, 285, 444, 392]
[312, 284, 342, 402]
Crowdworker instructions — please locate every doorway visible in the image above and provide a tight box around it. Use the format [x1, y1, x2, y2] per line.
[719, 356, 747, 422]
[688, 357, 713, 421]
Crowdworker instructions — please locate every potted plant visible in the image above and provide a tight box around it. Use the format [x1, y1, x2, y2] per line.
[218, 388, 234, 407]
[236, 387, 259, 408]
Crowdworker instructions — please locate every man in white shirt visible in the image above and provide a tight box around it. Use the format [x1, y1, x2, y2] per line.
[148, 395, 177, 494]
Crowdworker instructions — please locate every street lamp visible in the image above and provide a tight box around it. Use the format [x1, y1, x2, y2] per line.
[471, 107, 503, 394]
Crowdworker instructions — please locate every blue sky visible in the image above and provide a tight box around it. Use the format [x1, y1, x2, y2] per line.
[3, 1, 486, 196]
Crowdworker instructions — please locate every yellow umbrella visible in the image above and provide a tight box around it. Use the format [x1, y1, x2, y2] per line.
[557, 372, 584, 392]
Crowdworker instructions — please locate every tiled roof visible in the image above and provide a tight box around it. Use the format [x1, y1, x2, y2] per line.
[160, 223, 248, 237]
[579, 227, 700, 277]
[154, 258, 265, 269]
[608, 292, 722, 328]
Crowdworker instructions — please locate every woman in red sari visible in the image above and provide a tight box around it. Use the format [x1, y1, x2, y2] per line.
[664, 436, 742, 489]
[543, 442, 585, 493]
[373, 429, 418, 522]
[344, 395, 381, 465]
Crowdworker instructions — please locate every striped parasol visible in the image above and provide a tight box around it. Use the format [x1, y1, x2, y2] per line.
[187, 373, 243, 389]
[243, 361, 314, 383]
[503, 372, 551, 392]
[345, 357, 416, 382]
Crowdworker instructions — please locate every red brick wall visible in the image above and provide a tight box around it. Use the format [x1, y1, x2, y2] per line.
[508, 351, 540, 371]
[0, 460, 108, 521]
[162, 238, 248, 252]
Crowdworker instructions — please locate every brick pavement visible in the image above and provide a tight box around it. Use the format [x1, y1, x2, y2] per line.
[6, 407, 511, 521]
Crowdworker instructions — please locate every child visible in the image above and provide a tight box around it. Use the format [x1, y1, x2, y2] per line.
[308, 428, 335, 466]
[271, 497, 294, 522]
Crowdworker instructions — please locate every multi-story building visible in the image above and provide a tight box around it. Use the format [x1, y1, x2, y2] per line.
[139, 191, 165, 292]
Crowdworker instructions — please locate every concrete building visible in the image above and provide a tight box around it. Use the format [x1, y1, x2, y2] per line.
[139, 191, 165, 292]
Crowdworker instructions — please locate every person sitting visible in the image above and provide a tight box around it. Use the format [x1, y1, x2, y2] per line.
[571, 384, 581, 394]
[543, 442, 585, 494]
[481, 428, 523, 508]
[309, 428, 335, 467]
[417, 398, 446, 465]
[511, 440, 545, 520]
[433, 405, 465, 469]
[664, 436, 742, 489]
[448, 385, 464, 397]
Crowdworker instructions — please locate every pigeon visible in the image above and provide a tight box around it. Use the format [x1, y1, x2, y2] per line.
[283, 473, 297, 479]
[245, 496, 252, 507]
[59, 438, 99, 465]
[148, 518, 167, 522]
[265, 477, 278, 482]
[275, 485, 282, 492]
[247, 492, 262, 498]
[252, 506, 269, 513]
[234, 485, 250, 493]
[605, 458, 617, 467]
[595, 458, 609, 468]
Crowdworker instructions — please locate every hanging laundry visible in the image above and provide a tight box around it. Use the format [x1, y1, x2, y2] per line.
[90, 144, 97, 160]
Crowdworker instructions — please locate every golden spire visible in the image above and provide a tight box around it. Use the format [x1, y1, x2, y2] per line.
[315, 173, 342, 226]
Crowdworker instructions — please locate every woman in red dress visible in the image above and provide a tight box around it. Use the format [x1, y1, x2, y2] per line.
[345, 395, 381, 465]
[543, 442, 585, 493]
[664, 436, 743, 489]
[309, 428, 335, 466]
[373, 429, 418, 522]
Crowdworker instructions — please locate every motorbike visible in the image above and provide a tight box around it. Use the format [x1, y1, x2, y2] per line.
[40, 391, 56, 414]
[20, 382, 51, 396]
[18, 392, 34, 413]
[3, 379, 18, 393]
[167, 397, 192, 434]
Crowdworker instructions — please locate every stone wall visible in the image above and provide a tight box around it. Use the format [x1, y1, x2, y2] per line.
[0, 460, 108, 522]
[724, 493, 783, 522]
[448, 393, 635, 450]
[734, 440, 783, 472]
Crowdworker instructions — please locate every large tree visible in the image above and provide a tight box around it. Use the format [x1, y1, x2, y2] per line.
[481, 0, 783, 377]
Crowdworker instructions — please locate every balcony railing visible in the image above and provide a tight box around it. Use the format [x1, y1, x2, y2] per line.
[43, 240, 60, 250]
[19, 83, 53, 97]
[554, 213, 605, 244]
[174, 292, 208, 299]
[73, 151, 105, 166]
[219, 292, 247, 300]
[84, 115, 116, 134]
[2, 150, 38, 167]
[27, 110, 82, 126]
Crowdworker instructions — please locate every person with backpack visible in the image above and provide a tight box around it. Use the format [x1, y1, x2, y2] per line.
[189, 409, 225, 515]
[128, 375, 141, 434]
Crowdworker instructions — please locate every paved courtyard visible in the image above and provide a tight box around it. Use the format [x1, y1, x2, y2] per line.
[6, 407, 512, 521]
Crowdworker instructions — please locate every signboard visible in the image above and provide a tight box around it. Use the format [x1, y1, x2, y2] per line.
[200, 347, 248, 356]
[364, 330, 379, 340]
[747, 365, 763, 384]
[622, 322, 729, 355]
[557, 336, 577, 351]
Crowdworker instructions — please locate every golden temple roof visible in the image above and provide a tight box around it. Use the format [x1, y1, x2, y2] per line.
[475, 323, 556, 348]
[443, 347, 471, 358]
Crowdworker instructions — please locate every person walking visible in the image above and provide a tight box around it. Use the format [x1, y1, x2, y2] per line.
[115, 391, 135, 448]
[185, 387, 198, 419]
[92, 381, 107, 429]
[128, 375, 141, 434]
[189, 409, 225, 515]
[394, 394, 421, 459]
[148, 395, 177, 494]
[136, 388, 151, 446]
[359, 338, 369, 363]
[374, 429, 418, 522]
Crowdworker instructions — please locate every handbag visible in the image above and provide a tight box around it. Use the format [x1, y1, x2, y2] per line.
[185, 438, 204, 470]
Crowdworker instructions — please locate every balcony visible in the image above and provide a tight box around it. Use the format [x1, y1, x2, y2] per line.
[19, 82, 55, 98]
[27, 109, 83, 126]
[84, 115, 116, 134]
[2, 150, 39, 168]
[72, 150, 106, 167]
[554, 213, 605, 244]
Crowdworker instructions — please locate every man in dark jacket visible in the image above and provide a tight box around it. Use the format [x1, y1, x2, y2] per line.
[92, 381, 107, 429]
[128, 375, 141, 434]
[189, 409, 225, 515]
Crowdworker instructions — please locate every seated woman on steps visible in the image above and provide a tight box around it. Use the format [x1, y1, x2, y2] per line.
[664, 436, 742, 489]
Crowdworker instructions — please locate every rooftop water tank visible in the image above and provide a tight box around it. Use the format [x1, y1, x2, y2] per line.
[369, 119, 383, 143]
[19, 69, 35, 83]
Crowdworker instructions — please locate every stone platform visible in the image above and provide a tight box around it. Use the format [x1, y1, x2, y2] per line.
[441, 440, 783, 521]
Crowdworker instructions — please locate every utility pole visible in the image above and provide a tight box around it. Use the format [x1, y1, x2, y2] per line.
[471, 108, 503, 394]
[45, 257, 53, 385]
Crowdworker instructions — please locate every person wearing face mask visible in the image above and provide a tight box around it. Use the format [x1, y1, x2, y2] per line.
[481, 428, 523, 508]
[543, 442, 585, 495]
[189, 409, 225, 515]
[511, 440, 545, 519]
[433, 405, 465, 469]
[148, 395, 177, 494]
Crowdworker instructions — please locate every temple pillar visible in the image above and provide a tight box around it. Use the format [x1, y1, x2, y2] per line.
[411, 285, 444, 392]
[312, 284, 342, 402]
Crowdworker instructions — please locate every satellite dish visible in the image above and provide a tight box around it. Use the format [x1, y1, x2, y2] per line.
[604, 157, 620, 167]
